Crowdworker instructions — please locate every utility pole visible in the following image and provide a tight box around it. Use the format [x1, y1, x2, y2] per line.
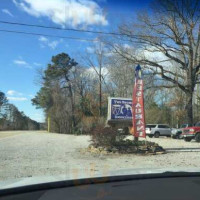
[48, 116, 50, 132]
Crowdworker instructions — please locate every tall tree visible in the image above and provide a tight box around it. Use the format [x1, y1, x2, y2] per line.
[83, 42, 109, 116]
[110, 0, 200, 124]
[32, 53, 78, 132]
[0, 91, 8, 118]
[45, 53, 78, 128]
[0, 91, 7, 105]
[107, 55, 135, 97]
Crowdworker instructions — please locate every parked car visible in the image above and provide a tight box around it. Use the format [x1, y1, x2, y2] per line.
[171, 124, 190, 139]
[146, 124, 171, 138]
[182, 122, 200, 142]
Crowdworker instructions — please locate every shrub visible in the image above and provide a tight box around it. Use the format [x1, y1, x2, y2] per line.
[90, 126, 126, 148]
[89, 126, 164, 154]
[76, 116, 106, 134]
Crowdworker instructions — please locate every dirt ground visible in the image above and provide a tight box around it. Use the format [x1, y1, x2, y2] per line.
[0, 131, 200, 181]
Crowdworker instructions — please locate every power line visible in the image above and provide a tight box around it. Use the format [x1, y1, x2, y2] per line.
[0, 29, 97, 42]
[0, 20, 124, 36]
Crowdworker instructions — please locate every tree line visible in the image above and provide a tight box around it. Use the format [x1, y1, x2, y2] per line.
[0, 91, 41, 131]
[31, 0, 200, 133]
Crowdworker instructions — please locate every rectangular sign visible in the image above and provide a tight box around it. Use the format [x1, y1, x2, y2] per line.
[108, 98, 132, 120]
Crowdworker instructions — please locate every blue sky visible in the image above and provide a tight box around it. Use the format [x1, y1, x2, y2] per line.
[0, 0, 152, 122]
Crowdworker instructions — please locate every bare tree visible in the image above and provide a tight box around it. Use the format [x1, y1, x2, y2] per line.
[108, 0, 200, 124]
[82, 42, 109, 116]
[107, 54, 135, 97]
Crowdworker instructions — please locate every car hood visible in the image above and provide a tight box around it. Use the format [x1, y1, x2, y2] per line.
[1, 168, 200, 190]
[183, 127, 196, 130]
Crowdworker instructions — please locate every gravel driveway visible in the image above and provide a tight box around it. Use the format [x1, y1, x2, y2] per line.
[0, 131, 200, 181]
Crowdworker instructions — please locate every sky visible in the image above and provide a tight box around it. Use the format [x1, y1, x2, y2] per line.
[0, 0, 152, 122]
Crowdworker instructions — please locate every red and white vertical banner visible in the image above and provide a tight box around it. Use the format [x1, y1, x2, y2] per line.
[132, 65, 146, 138]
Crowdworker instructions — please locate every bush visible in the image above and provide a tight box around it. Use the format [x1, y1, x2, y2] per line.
[76, 117, 106, 135]
[90, 126, 116, 147]
[90, 126, 126, 148]
[89, 126, 165, 154]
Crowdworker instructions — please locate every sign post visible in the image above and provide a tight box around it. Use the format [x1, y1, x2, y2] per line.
[132, 65, 146, 140]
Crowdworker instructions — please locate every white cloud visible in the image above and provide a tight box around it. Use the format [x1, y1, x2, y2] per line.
[85, 66, 108, 79]
[7, 90, 23, 96]
[33, 62, 42, 66]
[38, 36, 62, 49]
[13, 60, 27, 65]
[123, 43, 131, 49]
[86, 46, 95, 53]
[13, 0, 108, 27]
[142, 47, 172, 67]
[7, 90, 16, 96]
[13, 59, 32, 69]
[105, 51, 114, 57]
[2, 9, 14, 17]
[7, 97, 28, 101]
[38, 36, 48, 42]
[48, 40, 59, 49]
[6, 90, 34, 102]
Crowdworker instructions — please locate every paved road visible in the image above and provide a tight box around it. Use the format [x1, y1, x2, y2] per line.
[1, 131, 200, 181]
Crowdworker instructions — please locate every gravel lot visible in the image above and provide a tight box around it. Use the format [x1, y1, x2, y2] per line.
[1, 131, 200, 181]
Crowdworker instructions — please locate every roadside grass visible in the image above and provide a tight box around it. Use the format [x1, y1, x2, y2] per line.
[0, 131, 23, 139]
[0, 130, 47, 139]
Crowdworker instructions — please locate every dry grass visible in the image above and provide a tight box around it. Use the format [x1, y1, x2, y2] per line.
[0, 131, 23, 139]
[0, 130, 46, 139]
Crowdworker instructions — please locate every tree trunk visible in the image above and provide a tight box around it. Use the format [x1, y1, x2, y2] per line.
[185, 92, 193, 125]
[68, 84, 76, 130]
[185, 66, 194, 125]
[99, 74, 102, 116]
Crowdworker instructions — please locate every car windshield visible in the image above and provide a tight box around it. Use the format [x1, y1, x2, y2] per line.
[146, 125, 156, 128]
[180, 124, 187, 128]
[1, 0, 200, 190]
[195, 123, 200, 127]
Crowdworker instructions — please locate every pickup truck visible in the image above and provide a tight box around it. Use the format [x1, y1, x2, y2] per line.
[171, 124, 190, 139]
[182, 122, 200, 142]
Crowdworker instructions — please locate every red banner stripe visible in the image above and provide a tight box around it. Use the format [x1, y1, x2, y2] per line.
[132, 79, 146, 138]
